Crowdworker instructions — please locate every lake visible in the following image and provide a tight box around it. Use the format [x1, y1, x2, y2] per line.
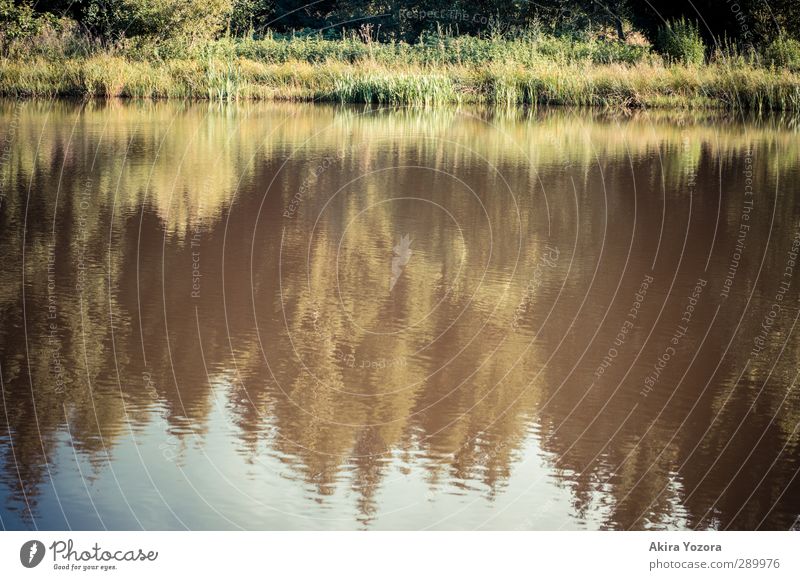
[0, 100, 799, 530]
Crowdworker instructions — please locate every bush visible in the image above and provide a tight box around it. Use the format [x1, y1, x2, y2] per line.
[591, 41, 651, 65]
[0, 3, 86, 60]
[763, 36, 800, 71]
[656, 18, 705, 65]
[0, 0, 47, 54]
[84, 0, 233, 44]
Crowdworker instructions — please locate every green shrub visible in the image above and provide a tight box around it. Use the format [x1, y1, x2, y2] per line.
[83, 0, 233, 43]
[0, 0, 49, 54]
[656, 18, 705, 65]
[591, 41, 651, 65]
[763, 36, 800, 71]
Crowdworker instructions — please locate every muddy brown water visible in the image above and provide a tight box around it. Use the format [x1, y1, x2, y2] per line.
[0, 100, 799, 530]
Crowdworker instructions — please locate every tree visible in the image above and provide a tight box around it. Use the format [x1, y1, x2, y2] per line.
[82, 0, 234, 42]
[626, 0, 800, 47]
[0, 0, 46, 51]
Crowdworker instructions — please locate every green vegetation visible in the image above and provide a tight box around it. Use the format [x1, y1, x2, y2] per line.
[1, 1, 799, 110]
[656, 18, 705, 66]
[764, 36, 800, 72]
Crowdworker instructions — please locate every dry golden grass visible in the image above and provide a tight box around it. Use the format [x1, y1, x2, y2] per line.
[1, 53, 798, 110]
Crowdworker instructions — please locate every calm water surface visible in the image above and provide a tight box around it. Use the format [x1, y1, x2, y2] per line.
[1, 100, 799, 530]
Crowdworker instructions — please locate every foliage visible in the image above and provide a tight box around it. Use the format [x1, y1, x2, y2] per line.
[17, 1, 800, 48]
[2, 44, 799, 112]
[763, 36, 800, 72]
[0, 0, 49, 54]
[656, 18, 705, 65]
[83, 0, 234, 43]
[1, 1, 798, 111]
[626, 0, 800, 49]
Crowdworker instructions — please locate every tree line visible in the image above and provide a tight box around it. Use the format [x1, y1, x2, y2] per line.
[4, 1, 798, 47]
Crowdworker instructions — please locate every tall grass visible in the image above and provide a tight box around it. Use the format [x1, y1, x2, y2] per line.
[205, 59, 241, 101]
[0, 29, 798, 111]
[656, 18, 705, 66]
[228, 31, 654, 68]
[328, 73, 458, 106]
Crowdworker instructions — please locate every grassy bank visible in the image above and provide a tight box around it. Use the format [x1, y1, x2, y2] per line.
[2, 33, 799, 110]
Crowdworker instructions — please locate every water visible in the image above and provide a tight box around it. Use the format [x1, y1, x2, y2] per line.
[1, 100, 799, 530]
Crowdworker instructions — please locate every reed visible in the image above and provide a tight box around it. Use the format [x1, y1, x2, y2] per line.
[326, 72, 459, 106]
[1, 33, 798, 111]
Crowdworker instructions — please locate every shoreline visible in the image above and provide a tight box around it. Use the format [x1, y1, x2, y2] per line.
[2, 57, 798, 112]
